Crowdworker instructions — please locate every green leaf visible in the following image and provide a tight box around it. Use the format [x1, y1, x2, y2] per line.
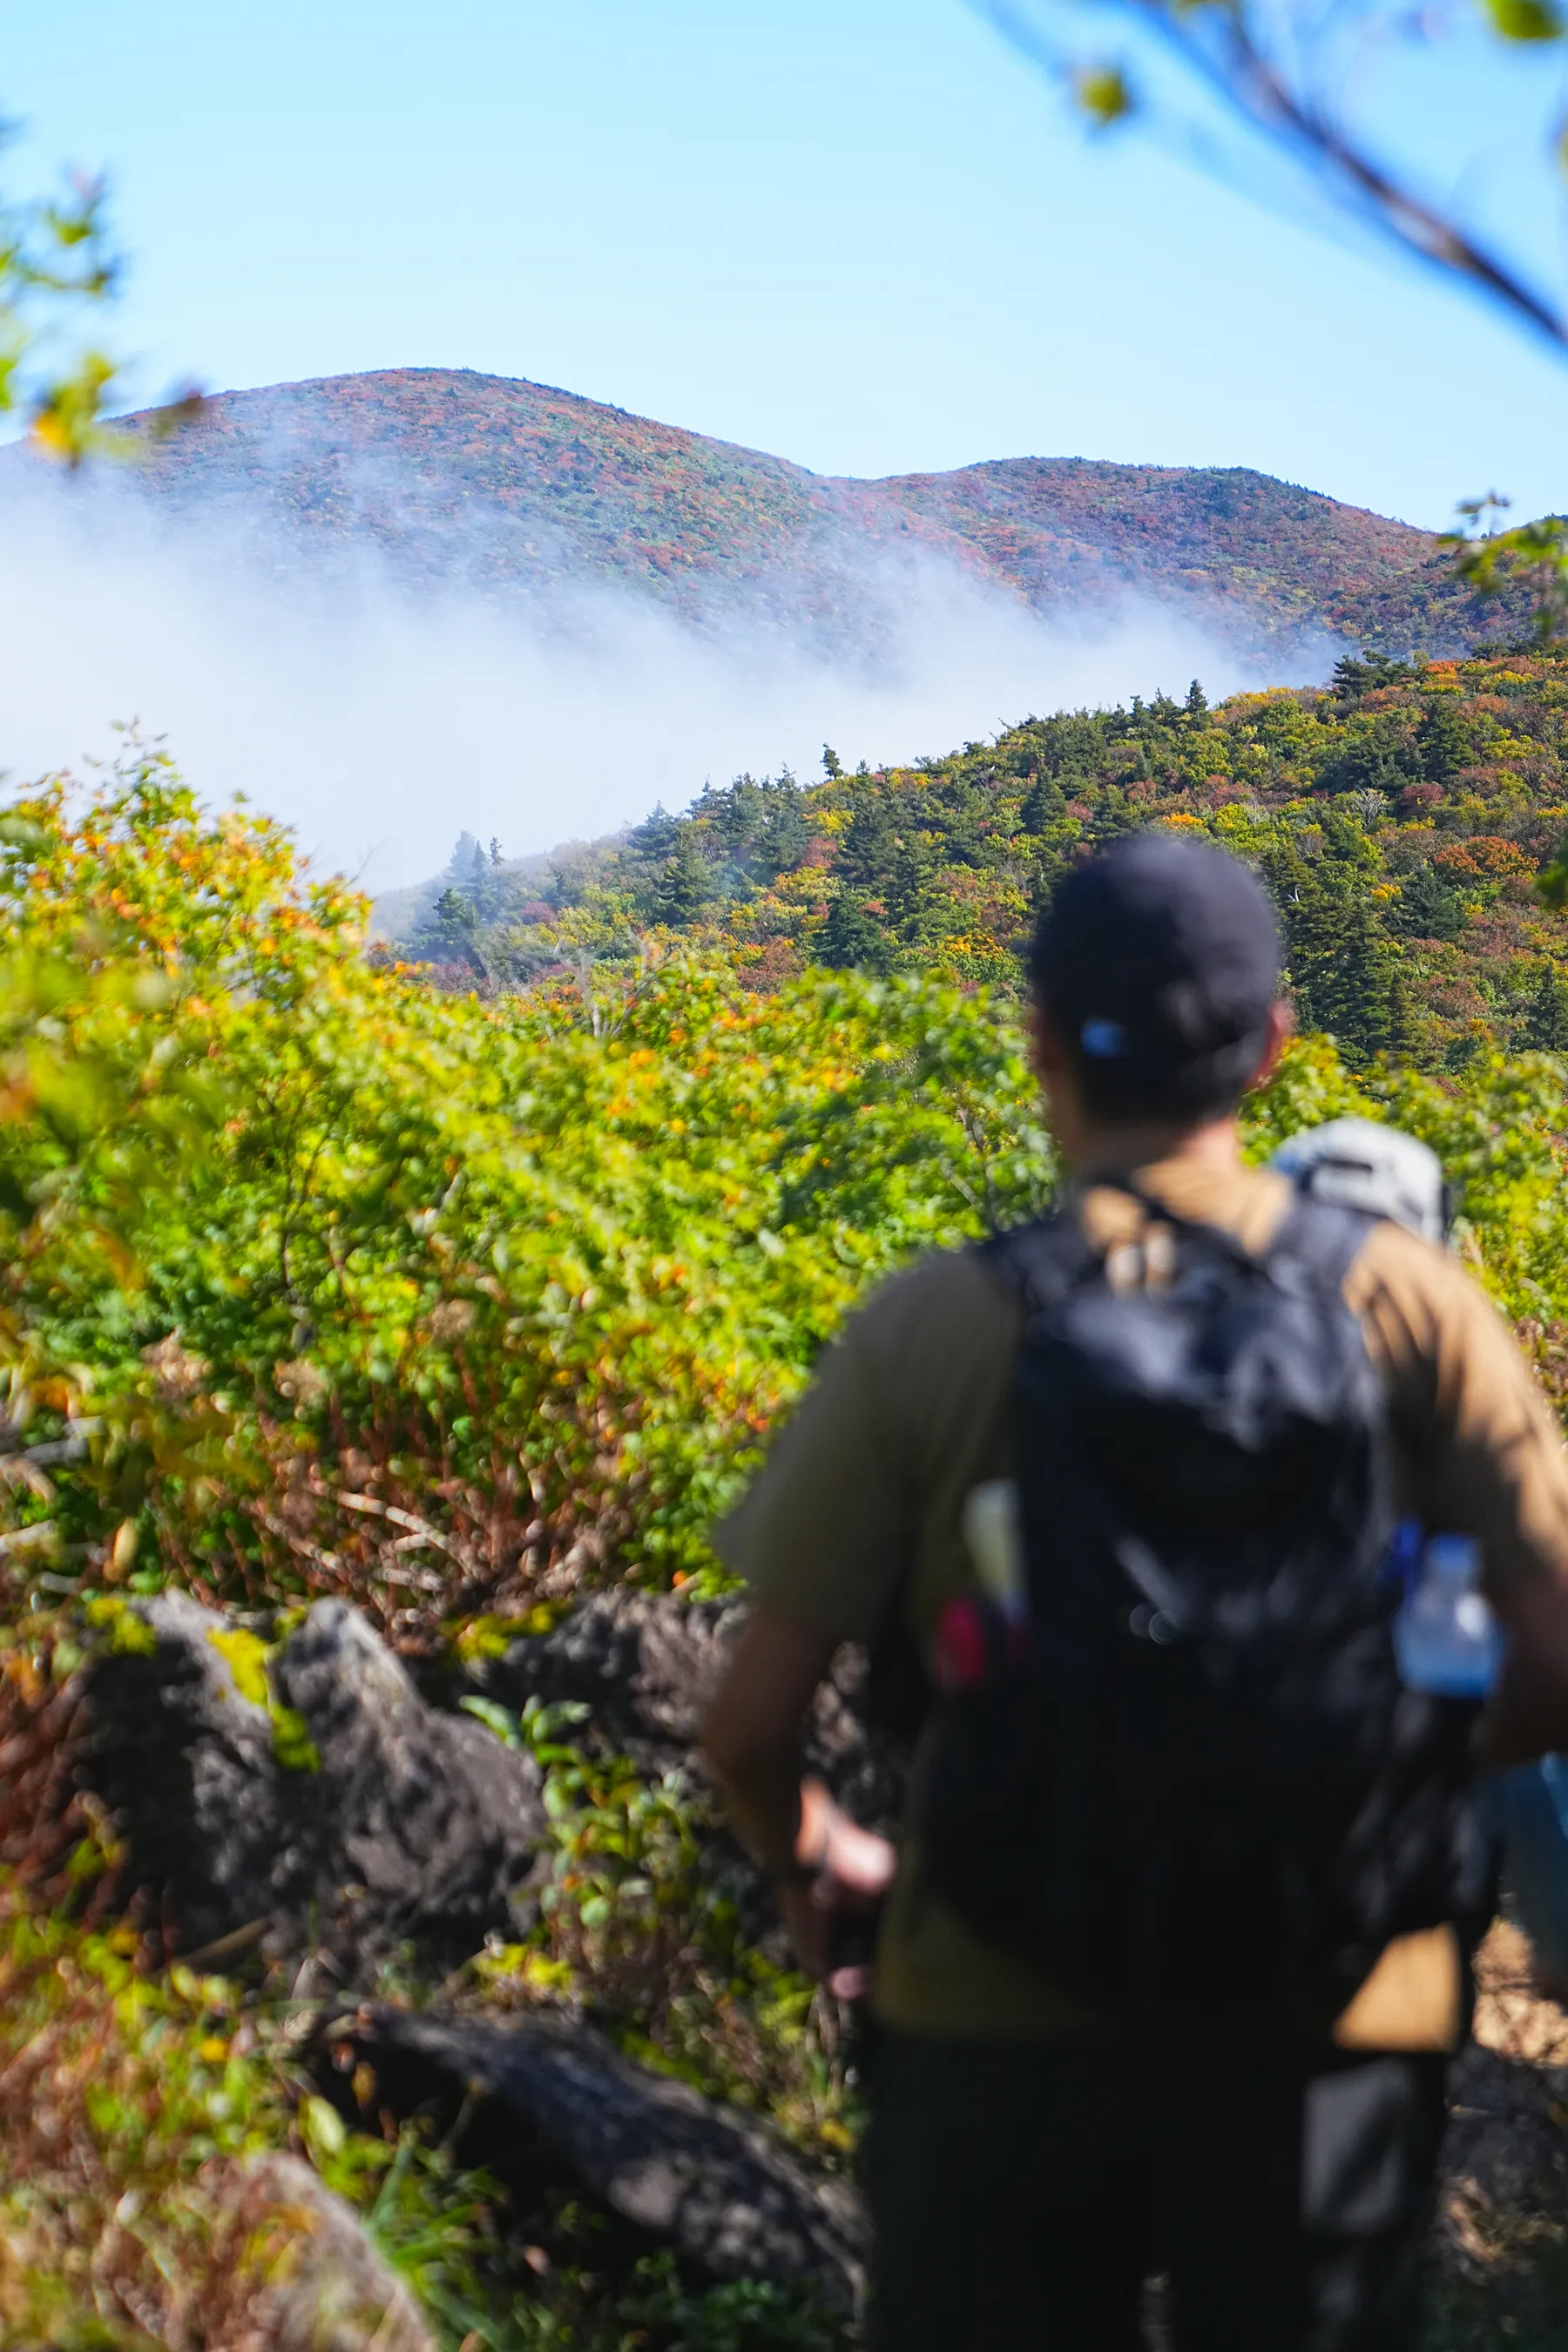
[300, 2092, 347, 2163]
[1482, 0, 1563, 39]
[456, 1694, 522, 1748]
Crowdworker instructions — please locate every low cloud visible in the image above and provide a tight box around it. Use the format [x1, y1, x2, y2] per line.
[1, 471, 1281, 890]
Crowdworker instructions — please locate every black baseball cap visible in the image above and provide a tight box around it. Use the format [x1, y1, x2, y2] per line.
[1029, 833, 1281, 1119]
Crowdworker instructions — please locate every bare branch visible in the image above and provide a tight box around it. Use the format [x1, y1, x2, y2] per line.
[980, 0, 1568, 350]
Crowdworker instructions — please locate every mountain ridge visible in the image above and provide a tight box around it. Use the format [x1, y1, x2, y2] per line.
[110, 367, 1495, 662]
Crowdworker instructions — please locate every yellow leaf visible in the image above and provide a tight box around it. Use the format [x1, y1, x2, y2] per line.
[1072, 64, 1134, 125]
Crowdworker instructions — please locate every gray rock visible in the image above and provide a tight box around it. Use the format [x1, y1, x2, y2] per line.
[275, 1599, 549, 1961]
[338, 2004, 866, 2314]
[207, 2151, 436, 2352]
[467, 1589, 904, 1829]
[464, 1590, 741, 1767]
[82, 1593, 545, 1974]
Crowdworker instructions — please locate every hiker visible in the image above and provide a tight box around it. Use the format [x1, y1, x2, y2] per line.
[1274, 1116, 1568, 2006]
[703, 833, 1568, 2352]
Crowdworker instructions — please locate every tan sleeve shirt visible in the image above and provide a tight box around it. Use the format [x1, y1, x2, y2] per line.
[716, 1155, 1568, 2044]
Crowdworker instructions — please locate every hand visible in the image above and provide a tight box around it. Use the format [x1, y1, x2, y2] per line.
[777, 1779, 896, 1998]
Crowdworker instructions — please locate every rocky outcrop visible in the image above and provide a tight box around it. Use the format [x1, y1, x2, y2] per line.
[330, 2005, 866, 2314]
[74, 1585, 871, 2318]
[463, 1592, 741, 1771]
[463, 1589, 905, 1831]
[82, 1592, 545, 1975]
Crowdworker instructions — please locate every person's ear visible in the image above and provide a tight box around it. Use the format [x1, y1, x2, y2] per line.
[1247, 1000, 1294, 1091]
[1026, 995, 1072, 1087]
[1028, 996, 1088, 1161]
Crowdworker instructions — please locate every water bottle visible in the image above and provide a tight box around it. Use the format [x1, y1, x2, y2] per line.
[962, 1479, 1027, 1621]
[933, 1481, 1029, 1693]
[1393, 1531, 1503, 1698]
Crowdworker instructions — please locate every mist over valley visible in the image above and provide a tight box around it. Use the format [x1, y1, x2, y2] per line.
[0, 368, 1504, 887]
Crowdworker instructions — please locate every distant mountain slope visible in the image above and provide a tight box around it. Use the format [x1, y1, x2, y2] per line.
[386, 645, 1568, 1081]
[113, 368, 1496, 660]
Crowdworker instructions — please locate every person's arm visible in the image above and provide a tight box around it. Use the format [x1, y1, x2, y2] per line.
[703, 1607, 835, 1876]
[702, 1605, 896, 1990]
[1367, 1230, 1568, 1762]
[704, 1257, 985, 1980]
[1479, 1572, 1568, 1767]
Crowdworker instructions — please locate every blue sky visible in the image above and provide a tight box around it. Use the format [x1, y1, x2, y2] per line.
[7, 0, 1566, 532]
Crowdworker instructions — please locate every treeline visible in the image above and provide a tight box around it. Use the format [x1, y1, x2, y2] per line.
[395, 645, 1568, 1074]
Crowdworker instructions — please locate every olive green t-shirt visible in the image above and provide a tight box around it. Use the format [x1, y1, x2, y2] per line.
[715, 1155, 1568, 2046]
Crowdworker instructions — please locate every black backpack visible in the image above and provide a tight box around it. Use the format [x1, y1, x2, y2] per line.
[915, 1189, 1488, 2024]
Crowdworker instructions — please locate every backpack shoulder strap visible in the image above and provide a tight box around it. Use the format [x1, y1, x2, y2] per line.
[977, 1206, 1093, 1313]
[1266, 1191, 1382, 1295]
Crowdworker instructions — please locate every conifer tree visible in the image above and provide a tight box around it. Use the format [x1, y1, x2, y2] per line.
[1527, 967, 1568, 1054]
[1415, 696, 1475, 781]
[1384, 969, 1424, 1067]
[839, 794, 900, 891]
[1021, 774, 1066, 834]
[630, 803, 681, 861]
[819, 890, 888, 971]
[653, 834, 713, 925]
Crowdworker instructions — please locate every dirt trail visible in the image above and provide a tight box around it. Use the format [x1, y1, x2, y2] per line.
[1429, 1921, 1568, 2345]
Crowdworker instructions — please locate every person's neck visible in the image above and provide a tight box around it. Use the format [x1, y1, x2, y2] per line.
[1068, 1112, 1242, 1186]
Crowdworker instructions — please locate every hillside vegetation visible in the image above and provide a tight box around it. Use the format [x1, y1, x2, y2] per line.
[399, 645, 1568, 1078]
[8, 733, 1568, 2343]
[100, 368, 1506, 661]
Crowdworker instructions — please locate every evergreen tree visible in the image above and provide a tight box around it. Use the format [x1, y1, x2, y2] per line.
[1527, 967, 1568, 1053]
[435, 885, 473, 941]
[710, 776, 766, 859]
[759, 787, 810, 877]
[1330, 650, 1411, 699]
[630, 803, 681, 860]
[1185, 678, 1209, 720]
[819, 890, 889, 971]
[1317, 728, 1409, 796]
[1304, 890, 1398, 1060]
[1390, 864, 1463, 943]
[652, 834, 713, 926]
[413, 886, 487, 976]
[1384, 969, 1425, 1067]
[822, 744, 844, 780]
[839, 794, 900, 891]
[1267, 839, 1397, 1062]
[1021, 774, 1067, 835]
[1415, 696, 1475, 782]
[888, 832, 938, 932]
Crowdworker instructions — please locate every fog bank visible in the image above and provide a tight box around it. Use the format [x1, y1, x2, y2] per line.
[0, 482, 1282, 889]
